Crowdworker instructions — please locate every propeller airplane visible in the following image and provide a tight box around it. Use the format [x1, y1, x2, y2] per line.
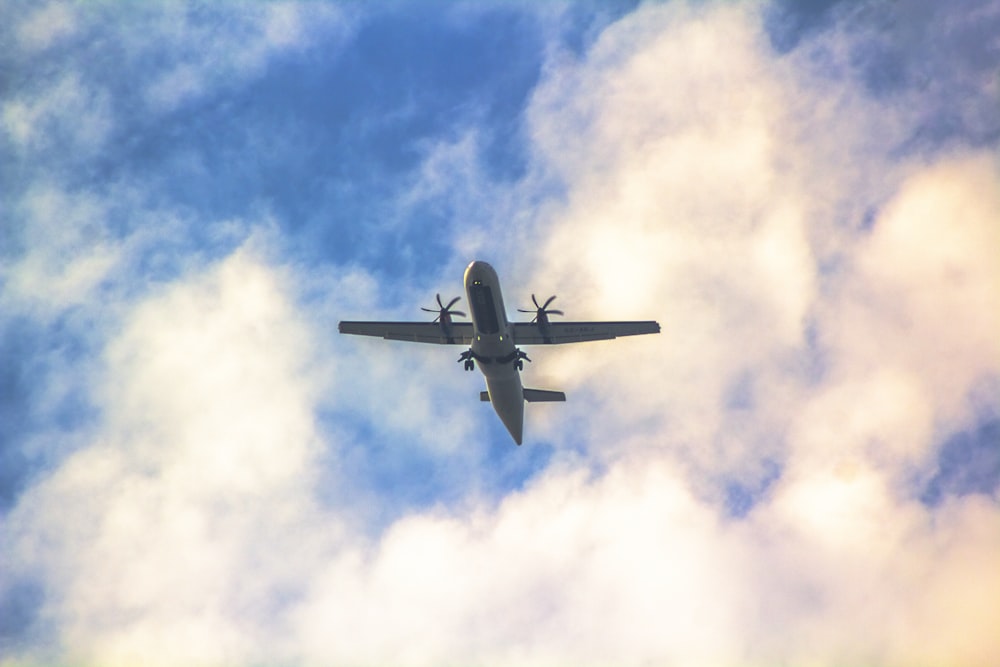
[339, 261, 660, 444]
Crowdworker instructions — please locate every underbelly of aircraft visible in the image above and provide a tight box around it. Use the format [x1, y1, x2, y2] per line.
[484, 374, 524, 445]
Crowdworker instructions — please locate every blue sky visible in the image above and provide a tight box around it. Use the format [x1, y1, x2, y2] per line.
[2, 1, 999, 665]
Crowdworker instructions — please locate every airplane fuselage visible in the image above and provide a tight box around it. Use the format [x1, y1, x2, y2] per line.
[463, 261, 525, 443]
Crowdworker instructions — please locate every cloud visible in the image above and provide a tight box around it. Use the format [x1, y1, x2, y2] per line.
[134, 3, 351, 113]
[3, 183, 122, 311]
[2, 1, 998, 666]
[4, 245, 333, 666]
[834, 154, 1000, 423]
[15, 3, 78, 52]
[292, 461, 745, 666]
[2, 71, 113, 158]
[505, 1, 999, 468]
[294, 461, 1000, 667]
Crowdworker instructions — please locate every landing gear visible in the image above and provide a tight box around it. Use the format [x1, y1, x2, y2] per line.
[514, 349, 530, 371]
[459, 350, 475, 371]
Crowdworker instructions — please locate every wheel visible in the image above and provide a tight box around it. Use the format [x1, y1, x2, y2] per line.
[465, 359, 475, 371]
[515, 360, 523, 371]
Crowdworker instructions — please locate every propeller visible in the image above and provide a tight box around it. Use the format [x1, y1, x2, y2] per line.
[422, 294, 466, 323]
[518, 294, 564, 324]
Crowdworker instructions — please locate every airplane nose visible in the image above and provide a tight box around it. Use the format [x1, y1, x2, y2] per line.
[464, 260, 496, 285]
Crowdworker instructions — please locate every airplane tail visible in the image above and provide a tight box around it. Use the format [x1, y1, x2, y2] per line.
[481, 389, 566, 402]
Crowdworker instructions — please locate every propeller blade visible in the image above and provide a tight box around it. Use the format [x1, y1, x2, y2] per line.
[423, 294, 465, 321]
[519, 294, 562, 322]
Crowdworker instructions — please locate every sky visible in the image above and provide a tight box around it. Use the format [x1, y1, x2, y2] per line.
[1, 0, 999, 665]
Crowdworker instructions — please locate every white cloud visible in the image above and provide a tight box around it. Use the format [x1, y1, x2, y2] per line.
[506, 2, 999, 471]
[3, 2, 999, 666]
[293, 457, 1000, 667]
[141, 2, 351, 112]
[1, 179, 241, 319]
[830, 154, 1000, 426]
[3, 183, 122, 311]
[16, 3, 78, 52]
[4, 245, 336, 666]
[292, 461, 745, 666]
[2, 71, 113, 156]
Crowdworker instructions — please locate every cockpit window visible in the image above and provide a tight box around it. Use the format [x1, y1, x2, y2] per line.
[469, 284, 500, 334]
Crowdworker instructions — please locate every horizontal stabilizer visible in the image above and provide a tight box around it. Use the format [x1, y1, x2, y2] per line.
[480, 389, 567, 402]
[523, 388, 566, 402]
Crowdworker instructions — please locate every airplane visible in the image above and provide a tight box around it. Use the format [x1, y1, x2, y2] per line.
[338, 260, 660, 445]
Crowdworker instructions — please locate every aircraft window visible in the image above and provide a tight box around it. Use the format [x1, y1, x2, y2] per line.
[470, 284, 500, 334]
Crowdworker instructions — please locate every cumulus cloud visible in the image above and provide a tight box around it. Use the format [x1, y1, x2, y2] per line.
[831, 155, 1000, 425]
[4, 246, 333, 666]
[2, 1, 998, 666]
[510, 2, 999, 469]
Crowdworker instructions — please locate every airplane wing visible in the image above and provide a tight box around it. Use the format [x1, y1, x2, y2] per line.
[513, 321, 660, 345]
[338, 321, 474, 345]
